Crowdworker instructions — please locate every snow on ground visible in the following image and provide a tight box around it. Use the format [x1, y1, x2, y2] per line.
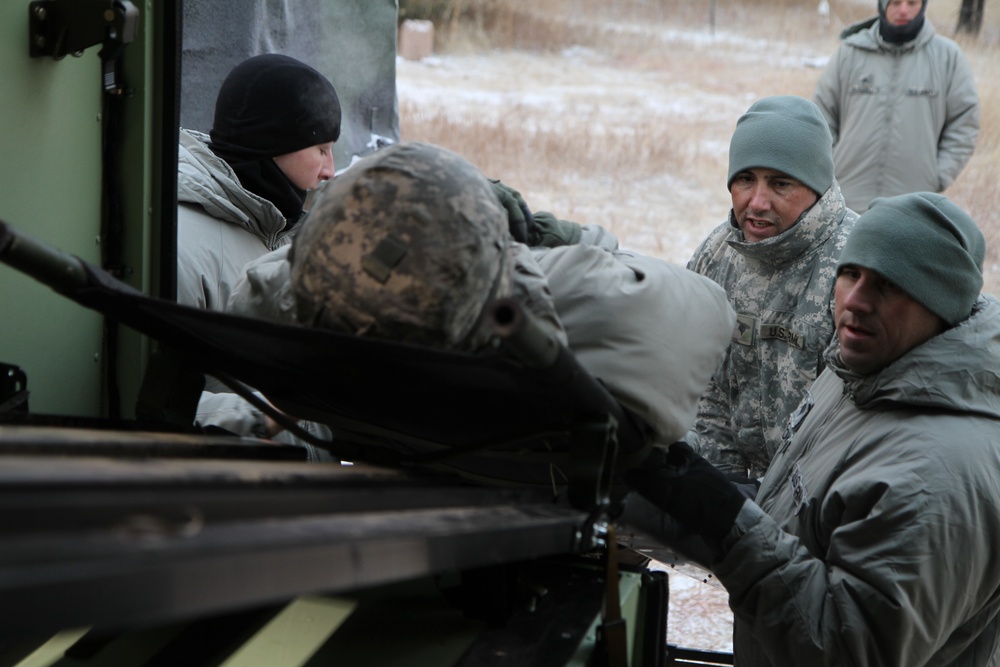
[650, 561, 734, 653]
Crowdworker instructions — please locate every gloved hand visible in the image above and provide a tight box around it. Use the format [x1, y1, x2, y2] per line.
[529, 211, 583, 248]
[624, 442, 747, 552]
[489, 179, 534, 243]
[724, 470, 762, 500]
[736, 480, 761, 500]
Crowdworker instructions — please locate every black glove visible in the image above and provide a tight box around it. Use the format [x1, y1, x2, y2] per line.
[624, 442, 746, 552]
[724, 470, 762, 500]
[489, 179, 534, 243]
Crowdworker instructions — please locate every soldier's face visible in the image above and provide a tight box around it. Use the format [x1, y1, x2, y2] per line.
[273, 142, 336, 191]
[885, 0, 922, 25]
[834, 265, 945, 375]
[730, 168, 819, 243]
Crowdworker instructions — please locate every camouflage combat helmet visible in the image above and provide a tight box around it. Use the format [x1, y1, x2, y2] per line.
[289, 141, 513, 351]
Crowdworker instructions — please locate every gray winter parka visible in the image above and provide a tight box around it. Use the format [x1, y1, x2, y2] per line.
[176, 128, 290, 311]
[176, 128, 325, 447]
[716, 295, 1000, 666]
[814, 18, 979, 213]
[686, 181, 858, 479]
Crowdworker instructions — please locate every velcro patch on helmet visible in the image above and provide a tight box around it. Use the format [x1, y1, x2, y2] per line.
[362, 235, 409, 284]
[289, 141, 514, 351]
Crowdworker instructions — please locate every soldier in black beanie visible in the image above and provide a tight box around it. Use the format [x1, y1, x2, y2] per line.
[208, 54, 342, 228]
[177, 53, 340, 310]
[176, 53, 340, 448]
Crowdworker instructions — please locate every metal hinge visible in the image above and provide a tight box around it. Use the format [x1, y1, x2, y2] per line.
[28, 0, 139, 94]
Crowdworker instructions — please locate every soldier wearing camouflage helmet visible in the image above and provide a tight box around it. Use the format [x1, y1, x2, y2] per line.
[272, 140, 735, 452]
[289, 141, 559, 351]
[686, 95, 860, 483]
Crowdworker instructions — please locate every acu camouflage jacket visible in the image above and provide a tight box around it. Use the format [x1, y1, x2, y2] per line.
[686, 181, 858, 479]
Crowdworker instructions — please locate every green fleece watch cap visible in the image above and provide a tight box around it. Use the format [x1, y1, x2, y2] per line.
[838, 192, 984, 325]
[727, 95, 835, 196]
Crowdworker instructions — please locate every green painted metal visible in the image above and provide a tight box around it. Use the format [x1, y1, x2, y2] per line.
[568, 568, 646, 666]
[0, 1, 164, 417]
[0, 2, 105, 416]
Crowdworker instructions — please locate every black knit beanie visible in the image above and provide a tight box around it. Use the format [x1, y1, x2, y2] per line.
[838, 192, 984, 325]
[209, 54, 341, 224]
[211, 54, 341, 158]
[878, 0, 927, 44]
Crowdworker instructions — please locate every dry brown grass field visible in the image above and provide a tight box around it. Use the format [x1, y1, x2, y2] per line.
[398, 0, 1000, 292]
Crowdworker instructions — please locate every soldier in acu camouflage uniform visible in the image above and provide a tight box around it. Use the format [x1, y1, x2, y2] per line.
[686, 95, 859, 484]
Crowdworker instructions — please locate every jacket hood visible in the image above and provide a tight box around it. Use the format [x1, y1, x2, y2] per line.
[842, 15, 936, 51]
[177, 128, 288, 240]
[827, 294, 1000, 418]
[840, 16, 878, 39]
[726, 179, 850, 269]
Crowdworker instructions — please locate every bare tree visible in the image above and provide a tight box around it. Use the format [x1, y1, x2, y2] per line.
[957, 0, 985, 36]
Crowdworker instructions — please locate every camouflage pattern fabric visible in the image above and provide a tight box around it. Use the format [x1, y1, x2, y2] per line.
[687, 180, 859, 479]
[289, 141, 515, 352]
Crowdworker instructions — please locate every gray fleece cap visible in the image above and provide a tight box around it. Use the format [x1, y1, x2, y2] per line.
[838, 192, 984, 325]
[727, 96, 835, 196]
